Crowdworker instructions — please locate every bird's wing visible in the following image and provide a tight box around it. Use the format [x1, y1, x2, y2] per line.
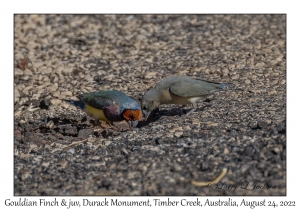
[77, 93, 115, 109]
[169, 80, 215, 97]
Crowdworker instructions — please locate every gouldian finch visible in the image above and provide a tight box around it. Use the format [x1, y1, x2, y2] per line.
[67, 90, 143, 129]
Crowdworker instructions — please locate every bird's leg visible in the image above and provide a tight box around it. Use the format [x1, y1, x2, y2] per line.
[93, 120, 106, 133]
[98, 121, 109, 129]
[184, 108, 197, 116]
[183, 98, 213, 117]
[179, 105, 190, 115]
[204, 94, 215, 102]
[97, 121, 125, 132]
[94, 121, 121, 136]
[108, 122, 123, 131]
[183, 103, 197, 117]
[111, 123, 123, 131]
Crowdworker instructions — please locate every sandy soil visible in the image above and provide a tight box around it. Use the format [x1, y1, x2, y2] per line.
[14, 14, 286, 195]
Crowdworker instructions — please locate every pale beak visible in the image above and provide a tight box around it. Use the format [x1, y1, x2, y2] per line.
[131, 120, 139, 128]
[144, 111, 152, 121]
[128, 120, 139, 129]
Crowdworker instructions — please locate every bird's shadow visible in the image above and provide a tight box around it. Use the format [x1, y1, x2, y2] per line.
[137, 104, 212, 128]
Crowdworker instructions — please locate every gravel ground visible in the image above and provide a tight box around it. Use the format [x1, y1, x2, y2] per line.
[14, 14, 286, 196]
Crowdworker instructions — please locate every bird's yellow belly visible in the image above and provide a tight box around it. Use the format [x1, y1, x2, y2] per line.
[84, 104, 109, 121]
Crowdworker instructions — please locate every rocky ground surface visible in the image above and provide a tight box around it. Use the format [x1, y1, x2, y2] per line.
[14, 14, 286, 196]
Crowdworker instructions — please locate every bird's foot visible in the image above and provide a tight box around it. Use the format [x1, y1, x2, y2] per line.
[99, 121, 111, 129]
[94, 122, 122, 136]
[109, 122, 124, 131]
[183, 108, 197, 117]
[204, 95, 215, 102]
[94, 128, 108, 136]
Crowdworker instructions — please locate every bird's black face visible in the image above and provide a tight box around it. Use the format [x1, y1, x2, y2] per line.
[129, 113, 134, 120]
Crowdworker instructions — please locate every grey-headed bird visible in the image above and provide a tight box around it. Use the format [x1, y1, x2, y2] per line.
[141, 76, 232, 120]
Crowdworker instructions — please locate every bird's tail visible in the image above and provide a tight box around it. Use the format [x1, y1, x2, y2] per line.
[65, 100, 85, 109]
[219, 83, 234, 89]
[218, 83, 244, 91]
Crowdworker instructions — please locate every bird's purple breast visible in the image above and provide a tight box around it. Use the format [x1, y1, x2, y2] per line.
[103, 105, 123, 121]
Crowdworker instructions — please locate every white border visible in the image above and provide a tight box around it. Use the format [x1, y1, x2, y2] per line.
[2, 0, 298, 209]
